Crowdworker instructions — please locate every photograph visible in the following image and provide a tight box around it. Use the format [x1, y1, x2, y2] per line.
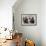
[21, 14, 37, 26]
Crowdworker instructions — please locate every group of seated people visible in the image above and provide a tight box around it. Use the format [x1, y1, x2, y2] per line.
[13, 33, 35, 46]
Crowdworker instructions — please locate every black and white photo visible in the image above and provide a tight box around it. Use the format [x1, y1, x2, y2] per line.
[21, 14, 37, 26]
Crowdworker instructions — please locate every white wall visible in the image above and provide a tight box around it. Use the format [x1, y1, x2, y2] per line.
[13, 0, 41, 46]
[41, 0, 46, 46]
[0, 0, 16, 29]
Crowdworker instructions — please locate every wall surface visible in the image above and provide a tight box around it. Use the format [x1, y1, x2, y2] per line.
[41, 0, 46, 46]
[0, 0, 16, 29]
[13, 0, 41, 46]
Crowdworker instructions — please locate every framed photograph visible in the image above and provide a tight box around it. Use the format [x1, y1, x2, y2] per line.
[21, 14, 37, 26]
